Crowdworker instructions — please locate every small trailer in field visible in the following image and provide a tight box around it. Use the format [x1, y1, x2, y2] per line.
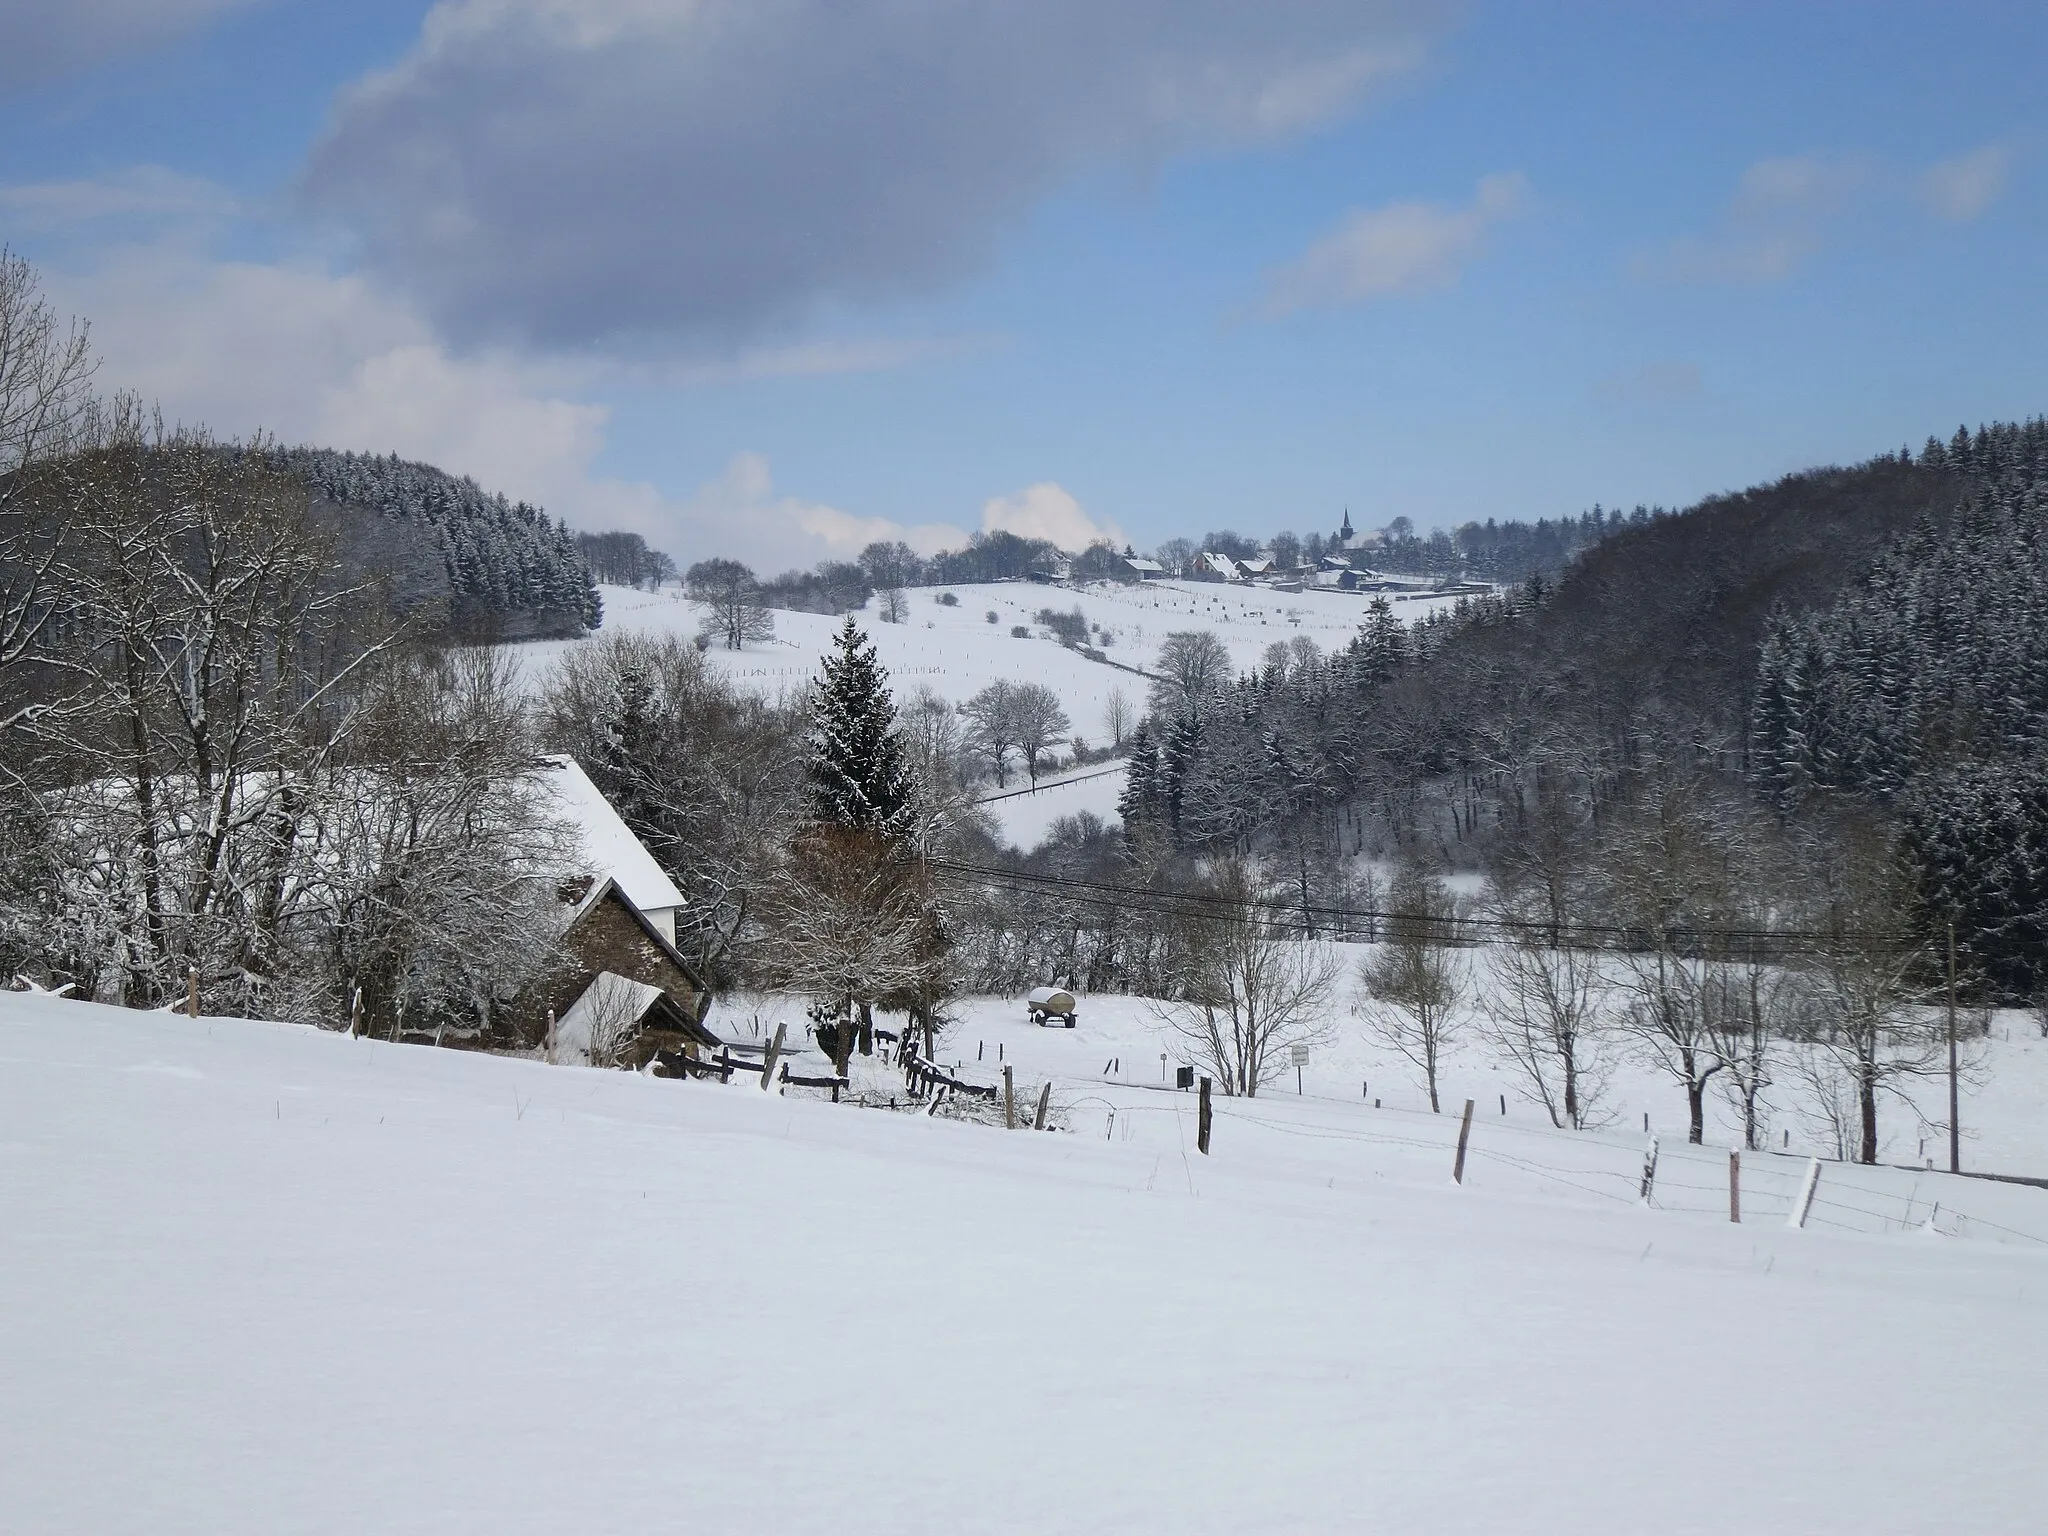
[1026, 986, 1078, 1028]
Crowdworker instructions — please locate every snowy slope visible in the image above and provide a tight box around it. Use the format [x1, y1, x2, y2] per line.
[972, 760, 1128, 845]
[7, 988, 2046, 1534]
[522, 579, 1467, 751]
[908, 961, 2048, 1179]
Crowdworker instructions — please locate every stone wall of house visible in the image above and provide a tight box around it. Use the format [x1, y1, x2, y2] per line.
[505, 889, 703, 1049]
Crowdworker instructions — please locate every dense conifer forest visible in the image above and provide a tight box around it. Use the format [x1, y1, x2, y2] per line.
[285, 448, 601, 637]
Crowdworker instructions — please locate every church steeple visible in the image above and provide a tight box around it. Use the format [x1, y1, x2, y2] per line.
[1339, 508, 1354, 543]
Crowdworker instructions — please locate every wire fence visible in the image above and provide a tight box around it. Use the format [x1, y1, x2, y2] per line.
[795, 1037, 2048, 1250]
[1053, 1077, 2048, 1249]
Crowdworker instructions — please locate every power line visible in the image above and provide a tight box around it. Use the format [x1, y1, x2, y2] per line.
[929, 854, 1921, 953]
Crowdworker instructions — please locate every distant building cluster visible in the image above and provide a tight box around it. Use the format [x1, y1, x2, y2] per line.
[1084, 509, 1491, 597]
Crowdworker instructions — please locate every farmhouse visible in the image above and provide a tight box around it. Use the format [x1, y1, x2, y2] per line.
[511, 757, 716, 1062]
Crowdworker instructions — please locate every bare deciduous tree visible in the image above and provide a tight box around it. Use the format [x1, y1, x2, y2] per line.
[29, 429, 408, 1010]
[1795, 826, 1943, 1163]
[1480, 919, 1610, 1129]
[961, 680, 1019, 786]
[1151, 859, 1340, 1098]
[1605, 780, 1748, 1144]
[1358, 865, 1468, 1112]
[1010, 682, 1070, 786]
[0, 249, 97, 733]
[312, 648, 572, 1040]
[687, 557, 775, 650]
[1148, 629, 1233, 717]
[1103, 686, 1131, 751]
[1706, 950, 1794, 1151]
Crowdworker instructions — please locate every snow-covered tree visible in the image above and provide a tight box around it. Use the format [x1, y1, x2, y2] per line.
[804, 616, 916, 842]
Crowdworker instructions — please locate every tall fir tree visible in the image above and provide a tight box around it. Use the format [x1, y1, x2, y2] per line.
[804, 616, 917, 841]
[1118, 720, 1162, 828]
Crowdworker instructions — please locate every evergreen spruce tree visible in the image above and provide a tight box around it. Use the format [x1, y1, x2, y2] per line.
[804, 616, 917, 842]
[1118, 720, 1162, 828]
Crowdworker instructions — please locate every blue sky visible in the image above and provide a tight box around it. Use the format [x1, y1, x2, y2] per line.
[2, 1, 2043, 569]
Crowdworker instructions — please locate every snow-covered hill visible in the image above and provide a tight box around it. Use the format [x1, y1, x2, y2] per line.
[7, 988, 2045, 1533]
[557, 580, 1464, 716]
[518, 579, 1467, 846]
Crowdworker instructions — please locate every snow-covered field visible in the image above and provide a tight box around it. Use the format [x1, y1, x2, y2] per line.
[517, 579, 1466, 847]
[968, 759, 1129, 844]
[524, 578, 1463, 752]
[9, 985, 2046, 1533]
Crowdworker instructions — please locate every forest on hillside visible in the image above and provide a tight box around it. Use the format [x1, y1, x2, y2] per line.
[286, 447, 600, 638]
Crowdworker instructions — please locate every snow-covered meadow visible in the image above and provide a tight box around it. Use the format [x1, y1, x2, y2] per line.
[7, 984, 2046, 1534]
[517, 579, 1464, 846]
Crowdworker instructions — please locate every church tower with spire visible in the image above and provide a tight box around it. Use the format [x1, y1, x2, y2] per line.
[1338, 508, 1354, 546]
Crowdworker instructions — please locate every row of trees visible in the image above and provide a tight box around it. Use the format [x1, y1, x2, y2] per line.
[577, 529, 678, 590]
[1357, 830, 1957, 1164]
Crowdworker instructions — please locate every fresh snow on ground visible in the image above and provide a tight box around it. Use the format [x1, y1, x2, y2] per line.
[8, 986, 2046, 1533]
[516, 579, 1465, 848]
[522, 579, 1465, 755]
[972, 759, 1128, 845]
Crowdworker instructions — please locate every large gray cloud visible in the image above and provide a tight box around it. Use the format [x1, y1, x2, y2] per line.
[303, 0, 1448, 349]
[0, 1, 266, 98]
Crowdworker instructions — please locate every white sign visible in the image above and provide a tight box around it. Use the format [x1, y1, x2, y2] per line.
[1290, 1044, 1311, 1067]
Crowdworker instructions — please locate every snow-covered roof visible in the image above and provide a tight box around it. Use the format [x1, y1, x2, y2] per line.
[554, 971, 666, 1064]
[534, 756, 684, 914]
[1123, 557, 1164, 573]
[1238, 556, 1274, 574]
[1201, 552, 1240, 578]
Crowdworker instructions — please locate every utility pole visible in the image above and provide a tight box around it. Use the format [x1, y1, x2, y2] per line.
[1947, 920, 1960, 1175]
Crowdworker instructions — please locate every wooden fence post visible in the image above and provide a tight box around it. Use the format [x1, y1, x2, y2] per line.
[1729, 1150, 1741, 1223]
[1197, 1076, 1212, 1154]
[759, 1021, 787, 1090]
[186, 968, 199, 1020]
[1452, 1097, 1475, 1184]
[544, 1008, 556, 1066]
[1003, 1064, 1016, 1129]
[1789, 1157, 1821, 1229]
[1033, 1081, 1051, 1131]
[1638, 1137, 1660, 1204]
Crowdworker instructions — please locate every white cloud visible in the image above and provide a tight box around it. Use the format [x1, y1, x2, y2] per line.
[980, 482, 1123, 550]
[301, 0, 1448, 347]
[45, 239, 972, 571]
[673, 454, 969, 572]
[0, 166, 240, 233]
[1640, 155, 1863, 284]
[1259, 173, 1527, 316]
[1919, 144, 2011, 222]
[0, 0, 265, 97]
